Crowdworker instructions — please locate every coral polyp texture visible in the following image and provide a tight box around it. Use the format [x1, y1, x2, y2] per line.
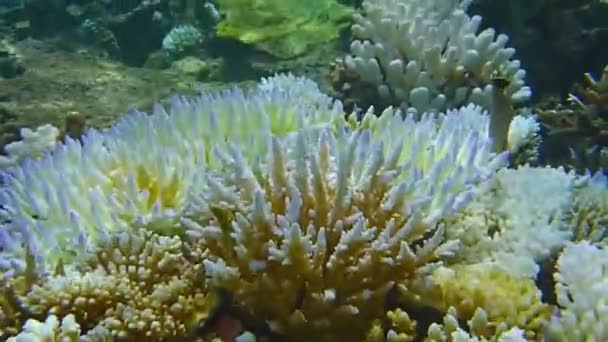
[343, 0, 530, 113]
[0, 74, 607, 341]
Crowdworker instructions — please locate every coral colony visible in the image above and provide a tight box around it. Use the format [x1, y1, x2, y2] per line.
[0, 0, 608, 341]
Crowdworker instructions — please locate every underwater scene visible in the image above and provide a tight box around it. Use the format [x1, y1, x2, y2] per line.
[0, 0, 607, 341]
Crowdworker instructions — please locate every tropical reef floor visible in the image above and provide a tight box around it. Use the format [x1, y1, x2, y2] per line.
[0, 38, 257, 147]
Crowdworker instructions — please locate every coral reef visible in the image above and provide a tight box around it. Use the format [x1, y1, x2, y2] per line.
[0, 71, 608, 341]
[0, 75, 342, 275]
[2, 0, 608, 339]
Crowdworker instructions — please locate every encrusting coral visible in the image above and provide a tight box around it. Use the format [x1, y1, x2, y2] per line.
[0, 73, 608, 341]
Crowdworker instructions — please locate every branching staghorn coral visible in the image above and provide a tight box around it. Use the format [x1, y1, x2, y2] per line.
[180, 104, 507, 340]
[0, 74, 343, 276]
[365, 306, 530, 342]
[6, 314, 80, 342]
[365, 308, 417, 342]
[425, 307, 528, 342]
[2, 74, 608, 341]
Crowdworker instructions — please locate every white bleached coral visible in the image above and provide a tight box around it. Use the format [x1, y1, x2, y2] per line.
[506, 112, 541, 166]
[258, 73, 333, 109]
[0, 75, 344, 275]
[3, 73, 608, 341]
[445, 165, 576, 278]
[0, 124, 60, 168]
[545, 241, 608, 341]
[344, 0, 530, 113]
[181, 104, 507, 339]
[6, 314, 80, 342]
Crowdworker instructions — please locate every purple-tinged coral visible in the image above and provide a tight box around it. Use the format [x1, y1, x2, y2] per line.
[0, 75, 344, 276]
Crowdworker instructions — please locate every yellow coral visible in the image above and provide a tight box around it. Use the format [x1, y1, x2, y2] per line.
[365, 309, 417, 342]
[414, 263, 550, 339]
[5, 229, 218, 341]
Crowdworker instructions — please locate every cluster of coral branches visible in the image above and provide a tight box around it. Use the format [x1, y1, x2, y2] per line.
[0, 0, 608, 341]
